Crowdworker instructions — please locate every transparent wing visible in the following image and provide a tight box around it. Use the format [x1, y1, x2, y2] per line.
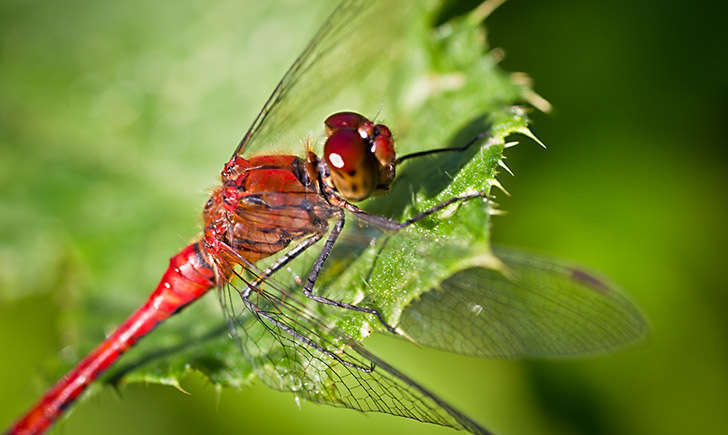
[216, 253, 490, 435]
[233, 0, 416, 158]
[398, 246, 648, 358]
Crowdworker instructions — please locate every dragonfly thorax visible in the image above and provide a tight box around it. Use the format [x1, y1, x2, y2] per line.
[203, 154, 333, 270]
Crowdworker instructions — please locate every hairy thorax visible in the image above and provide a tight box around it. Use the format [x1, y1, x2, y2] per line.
[202, 154, 335, 270]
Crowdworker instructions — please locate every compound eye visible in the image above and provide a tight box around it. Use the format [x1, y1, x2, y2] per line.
[371, 124, 395, 167]
[324, 129, 378, 201]
[324, 112, 367, 136]
[325, 129, 367, 173]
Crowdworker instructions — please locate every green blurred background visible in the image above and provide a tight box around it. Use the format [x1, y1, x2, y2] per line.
[1, 0, 726, 434]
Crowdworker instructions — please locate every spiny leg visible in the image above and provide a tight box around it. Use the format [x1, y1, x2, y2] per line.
[317, 193, 485, 331]
[248, 232, 324, 294]
[347, 129, 491, 230]
[240, 290, 374, 373]
[302, 211, 399, 334]
[221, 234, 324, 355]
[345, 192, 486, 231]
[225, 233, 374, 372]
[215, 232, 324, 298]
[394, 130, 490, 165]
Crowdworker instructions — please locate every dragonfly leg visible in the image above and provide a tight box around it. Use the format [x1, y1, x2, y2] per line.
[303, 211, 399, 334]
[394, 130, 490, 165]
[211, 231, 325, 298]
[221, 234, 329, 355]
[342, 129, 491, 230]
[226, 233, 375, 372]
[249, 232, 324, 294]
[240, 290, 374, 373]
[345, 191, 486, 231]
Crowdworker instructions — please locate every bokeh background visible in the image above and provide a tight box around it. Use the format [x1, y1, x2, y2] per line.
[1, 0, 726, 434]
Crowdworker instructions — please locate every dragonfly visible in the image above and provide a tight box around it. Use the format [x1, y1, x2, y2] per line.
[7, 1, 646, 434]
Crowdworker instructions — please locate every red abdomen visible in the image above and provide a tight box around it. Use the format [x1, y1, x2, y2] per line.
[8, 242, 215, 435]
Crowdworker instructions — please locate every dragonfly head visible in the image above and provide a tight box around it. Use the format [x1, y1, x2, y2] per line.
[323, 112, 395, 202]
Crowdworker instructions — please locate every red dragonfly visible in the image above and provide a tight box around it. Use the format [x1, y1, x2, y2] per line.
[7, 1, 646, 434]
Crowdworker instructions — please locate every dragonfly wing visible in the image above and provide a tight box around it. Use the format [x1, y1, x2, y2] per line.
[217, 260, 490, 434]
[398, 247, 648, 358]
[234, 0, 416, 158]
